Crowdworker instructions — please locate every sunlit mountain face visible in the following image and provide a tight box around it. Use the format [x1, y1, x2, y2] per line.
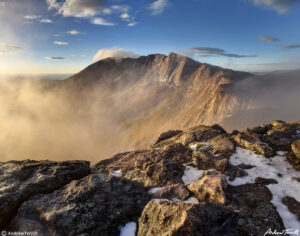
[0, 0, 300, 162]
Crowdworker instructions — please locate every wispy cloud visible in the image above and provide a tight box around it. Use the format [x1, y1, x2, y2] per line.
[128, 22, 138, 27]
[120, 13, 130, 21]
[40, 19, 53, 23]
[45, 56, 64, 60]
[148, 0, 169, 15]
[0, 2, 6, 7]
[91, 17, 115, 26]
[187, 47, 258, 58]
[54, 41, 68, 45]
[253, 0, 300, 13]
[67, 30, 84, 35]
[24, 15, 41, 20]
[0, 43, 21, 54]
[93, 47, 139, 61]
[258, 35, 280, 42]
[280, 44, 300, 49]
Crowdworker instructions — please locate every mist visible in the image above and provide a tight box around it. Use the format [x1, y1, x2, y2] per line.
[222, 69, 300, 129]
[0, 77, 126, 163]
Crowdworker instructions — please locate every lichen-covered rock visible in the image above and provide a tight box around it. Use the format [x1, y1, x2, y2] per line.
[192, 150, 228, 172]
[292, 140, 300, 160]
[233, 131, 274, 157]
[138, 201, 237, 236]
[187, 174, 227, 204]
[152, 184, 190, 200]
[207, 135, 235, 158]
[9, 174, 150, 236]
[0, 160, 90, 229]
[126, 158, 185, 186]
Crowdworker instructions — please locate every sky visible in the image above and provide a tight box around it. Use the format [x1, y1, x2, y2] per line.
[0, 0, 300, 75]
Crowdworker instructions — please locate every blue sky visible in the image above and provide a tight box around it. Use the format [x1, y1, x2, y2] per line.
[0, 0, 300, 75]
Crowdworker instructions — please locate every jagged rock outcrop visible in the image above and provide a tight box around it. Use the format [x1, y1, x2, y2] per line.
[2, 120, 300, 235]
[0, 160, 90, 229]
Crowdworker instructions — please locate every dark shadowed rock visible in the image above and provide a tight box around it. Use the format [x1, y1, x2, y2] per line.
[153, 143, 192, 164]
[282, 196, 300, 221]
[152, 184, 190, 200]
[233, 131, 274, 157]
[138, 201, 237, 236]
[265, 130, 293, 150]
[9, 174, 149, 236]
[192, 150, 228, 172]
[255, 177, 278, 185]
[226, 184, 285, 235]
[0, 160, 90, 230]
[187, 174, 227, 204]
[155, 130, 183, 144]
[211, 124, 227, 134]
[246, 124, 272, 135]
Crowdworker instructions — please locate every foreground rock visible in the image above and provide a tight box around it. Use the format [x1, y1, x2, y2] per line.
[9, 174, 149, 235]
[138, 201, 236, 236]
[233, 131, 274, 157]
[187, 174, 227, 204]
[0, 160, 90, 229]
[1, 120, 299, 234]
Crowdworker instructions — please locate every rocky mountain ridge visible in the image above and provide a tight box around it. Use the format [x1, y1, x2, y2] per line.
[1, 120, 300, 235]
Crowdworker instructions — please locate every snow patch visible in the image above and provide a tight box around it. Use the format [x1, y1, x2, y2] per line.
[119, 222, 136, 236]
[277, 151, 287, 156]
[229, 147, 300, 229]
[148, 187, 162, 195]
[182, 166, 204, 185]
[183, 197, 199, 204]
[296, 130, 300, 138]
[189, 142, 210, 151]
[110, 170, 123, 177]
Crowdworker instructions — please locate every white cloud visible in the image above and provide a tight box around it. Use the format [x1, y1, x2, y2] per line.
[93, 47, 139, 61]
[91, 17, 115, 26]
[148, 0, 169, 15]
[128, 22, 137, 27]
[40, 19, 53, 23]
[253, 0, 300, 13]
[45, 56, 64, 60]
[67, 30, 84, 35]
[24, 15, 41, 20]
[0, 2, 6, 7]
[54, 41, 68, 45]
[46, 0, 106, 18]
[120, 13, 130, 20]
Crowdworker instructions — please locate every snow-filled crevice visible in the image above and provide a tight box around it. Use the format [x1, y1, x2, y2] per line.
[229, 147, 300, 229]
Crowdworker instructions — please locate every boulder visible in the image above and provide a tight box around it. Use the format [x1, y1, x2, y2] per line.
[0, 160, 90, 229]
[207, 135, 235, 158]
[138, 201, 236, 236]
[265, 130, 293, 150]
[192, 150, 228, 172]
[291, 140, 300, 160]
[154, 130, 183, 144]
[9, 174, 149, 235]
[187, 174, 227, 204]
[152, 184, 190, 201]
[282, 196, 300, 221]
[233, 131, 274, 157]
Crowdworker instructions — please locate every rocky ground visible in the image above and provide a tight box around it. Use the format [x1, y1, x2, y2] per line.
[1, 120, 300, 235]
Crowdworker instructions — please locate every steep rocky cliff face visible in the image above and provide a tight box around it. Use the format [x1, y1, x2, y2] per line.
[55, 53, 254, 153]
[2, 120, 300, 235]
